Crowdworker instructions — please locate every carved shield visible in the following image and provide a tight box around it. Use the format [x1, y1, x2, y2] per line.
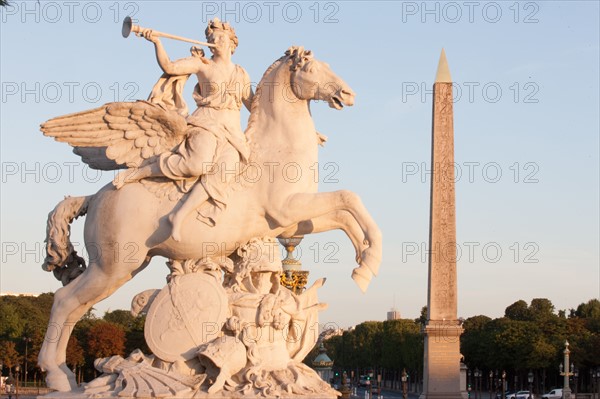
[144, 273, 229, 362]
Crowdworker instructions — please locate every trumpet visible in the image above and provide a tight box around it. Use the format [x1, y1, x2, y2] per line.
[122, 17, 216, 48]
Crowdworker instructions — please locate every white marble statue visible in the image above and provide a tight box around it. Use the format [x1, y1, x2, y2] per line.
[37, 18, 382, 397]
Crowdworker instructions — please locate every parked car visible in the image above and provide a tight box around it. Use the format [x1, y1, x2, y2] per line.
[515, 391, 533, 399]
[496, 391, 514, 399]
[358, 376, 371, 387]
[542, 388, 563, 399]
[503, 391, 533, 399]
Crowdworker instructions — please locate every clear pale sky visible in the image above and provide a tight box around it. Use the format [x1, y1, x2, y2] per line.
[1, 1, 598, 329]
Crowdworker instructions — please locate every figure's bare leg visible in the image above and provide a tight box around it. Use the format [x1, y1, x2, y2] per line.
[208, 366, 231, 394]
[113, 162, 162, 189]
[169, 185, 209, 242]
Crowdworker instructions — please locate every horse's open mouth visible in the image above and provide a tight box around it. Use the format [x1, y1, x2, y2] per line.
[330, 96, 344, 109]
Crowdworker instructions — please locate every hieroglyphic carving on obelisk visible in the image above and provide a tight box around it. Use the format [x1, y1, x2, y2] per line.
[420, 49, 464, 399]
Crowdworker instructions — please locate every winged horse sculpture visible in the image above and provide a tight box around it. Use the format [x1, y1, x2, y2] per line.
[37, 46, 382, 391]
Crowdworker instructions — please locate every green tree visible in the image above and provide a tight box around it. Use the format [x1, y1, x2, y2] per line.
[353, 321, 383, 368]
[487, 318, 531, 370]
[381, 319, 422, 372]
[575, 299, 600, 332]
[0, 302, 25, 339]
[505, 300, 530, 321]
[529, 298, 555, 320]
[103, 310, 136, 330]
[461, 315, 492, 369]
[575, 299, 600, 318]
[415, 306, 428, 325]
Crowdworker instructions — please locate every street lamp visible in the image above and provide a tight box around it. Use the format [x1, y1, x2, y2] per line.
[22, 336, 32, 386]
[468, 369, 472, 399]
[527, 371, 534, 399]
[573, 366, 578, 396]
[559, 341, 573, 399]
[595, 368, 600, 399]
[495, 370, 499, 398]
[15, 364, 21, 399]
[489, 371, 493, 399]
[474, 368, 480, 399]
[401, 369, 408, 399]
[502, 370, 506, 399]
[541, 368, 546, 397]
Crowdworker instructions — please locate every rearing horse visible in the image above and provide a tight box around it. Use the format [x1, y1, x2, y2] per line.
[38, 48, 382, 391]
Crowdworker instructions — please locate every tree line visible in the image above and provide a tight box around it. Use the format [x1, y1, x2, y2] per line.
[315, 298, 600, 394]
[0, 293, 147, 384]
[1, 293, 599, 393]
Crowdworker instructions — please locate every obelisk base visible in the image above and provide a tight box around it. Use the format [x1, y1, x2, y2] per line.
[419, 322, 464, 399]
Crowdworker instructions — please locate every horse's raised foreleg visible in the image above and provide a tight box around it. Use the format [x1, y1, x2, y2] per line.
[39, 256, 151, 391]
[280, 209, 375, 291]
[281, 210, 365, 263]
[271, 191, 382, 292]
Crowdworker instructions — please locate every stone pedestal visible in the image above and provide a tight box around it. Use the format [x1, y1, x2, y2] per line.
[420, 323, 464, 399]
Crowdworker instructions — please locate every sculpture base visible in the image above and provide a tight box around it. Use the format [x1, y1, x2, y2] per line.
[421, 322, 464, 399]
[40, 389, 339, 399]
[38, 350, 340, 399]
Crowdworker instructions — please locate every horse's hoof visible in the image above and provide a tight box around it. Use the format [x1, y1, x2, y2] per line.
[46, 369, 74, 392]
[351, 266, 372, 293]
[361, 248, 382, 276]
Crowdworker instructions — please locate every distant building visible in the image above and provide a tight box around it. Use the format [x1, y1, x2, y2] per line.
[387, 308, 401, 320]
[319, 327, 344, 342]
[0, 292, 40, 297]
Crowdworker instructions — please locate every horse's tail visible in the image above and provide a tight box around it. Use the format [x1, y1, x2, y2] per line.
[43, 195, 92, 285]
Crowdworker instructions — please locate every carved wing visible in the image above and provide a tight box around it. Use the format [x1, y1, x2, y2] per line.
[41, 100, 188, 170]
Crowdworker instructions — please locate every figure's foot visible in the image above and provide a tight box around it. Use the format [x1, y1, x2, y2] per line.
[207, 372, 229, 394]
[112, 168, 140, 189]
[196, 212, 216, 227]
[168, 212, 183, 242]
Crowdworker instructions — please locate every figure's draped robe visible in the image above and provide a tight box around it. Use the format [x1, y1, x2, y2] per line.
[147, 66, 250, 224]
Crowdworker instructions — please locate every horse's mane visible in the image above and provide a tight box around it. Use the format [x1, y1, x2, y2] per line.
[245, 54, 290, 146]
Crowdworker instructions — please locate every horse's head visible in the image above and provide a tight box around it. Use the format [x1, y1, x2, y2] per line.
[287, 46, 355, 109]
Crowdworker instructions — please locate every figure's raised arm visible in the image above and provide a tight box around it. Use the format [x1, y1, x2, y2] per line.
[241, 68, 254, 111]
[142, 29, 206, 75]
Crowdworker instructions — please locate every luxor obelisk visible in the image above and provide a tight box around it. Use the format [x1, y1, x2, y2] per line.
[420, 49, 464, 399]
